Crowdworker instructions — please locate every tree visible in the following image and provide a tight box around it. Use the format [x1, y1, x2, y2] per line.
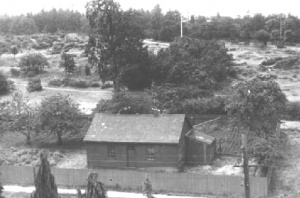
[254, 29, 271, 46]
[18, 53, 49, 75]
[6, 91, 37, 145]
[151, 37, 234, 88]
[35, 94, 82, 145]
[150, 4, 163, 40]
[31, 153, 59, 198]
[250, 14, 266, 32]
[59, 52, 76, 76]
[225, 77, 287, 138]
[9, 16, 38, 35]
[158, 10, 181, 42]
[86, 0, 148, 91]
[0, 72, 9, 95]
[271, 30, 280, 41]
[284, 29, 294, 42]
[10, 45, 18, 58]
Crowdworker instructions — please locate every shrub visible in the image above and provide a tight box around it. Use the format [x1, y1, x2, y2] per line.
[59, 52, 76, 76]
[85, 65, 91, 76]
[18, 53, 49, 75]
[27, 78, 43, 92]
[8, 80, 16, 91]
[48, 78, 64, 87]
[274, 56, 300, 70]
[285, 102, 300, 120]
[95, 92, 152, 114]
[101, 82, 113, 89]
[261, 57, 283, 66]
[120, 64, 152, 90]
[0, 72, 10, 95]
[67, 79, 89, 88]
[182, 96, 228, 115]
[10, 68, 20, 77]
[90, 82, 101, 87]
[150, 85, 213, 113]
[10, 45, 18, 58]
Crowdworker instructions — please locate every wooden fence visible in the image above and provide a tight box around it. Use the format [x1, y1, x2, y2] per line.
[0, 165, 269, 197]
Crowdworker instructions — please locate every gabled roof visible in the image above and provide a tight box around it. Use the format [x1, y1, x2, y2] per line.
[186, 125, 215, 145]
[84, 114, 186, 144]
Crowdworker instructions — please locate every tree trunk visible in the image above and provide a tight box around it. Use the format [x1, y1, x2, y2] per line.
[113, 79, 120, 92]
[26, 134, 31, 145]
[57, 132, 63, 145]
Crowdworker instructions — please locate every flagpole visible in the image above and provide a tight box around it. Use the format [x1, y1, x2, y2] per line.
[181, 13, 183, 37]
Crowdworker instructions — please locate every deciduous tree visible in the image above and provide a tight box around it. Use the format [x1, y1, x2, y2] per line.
[225, 77, 287, 138]
[7, 91, 37, 145]
[86, 0, 149, 91]
[254, 29, 271, 46]
[35, 94, 82, 145]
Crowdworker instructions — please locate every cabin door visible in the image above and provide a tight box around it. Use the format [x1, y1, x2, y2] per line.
[126, 145, 136, 167]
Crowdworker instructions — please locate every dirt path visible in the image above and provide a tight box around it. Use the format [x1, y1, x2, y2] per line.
[11, 79, 112, 93]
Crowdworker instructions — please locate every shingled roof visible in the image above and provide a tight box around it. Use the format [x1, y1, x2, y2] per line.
[186, 125, 215, 145]
[84, 114, 186, 144]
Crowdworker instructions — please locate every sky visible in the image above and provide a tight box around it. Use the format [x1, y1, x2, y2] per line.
[0, 0, 299, 18]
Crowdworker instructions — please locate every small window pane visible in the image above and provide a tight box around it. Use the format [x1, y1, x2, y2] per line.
[108, 146, 115, 157]
[147, 147, 155, 160]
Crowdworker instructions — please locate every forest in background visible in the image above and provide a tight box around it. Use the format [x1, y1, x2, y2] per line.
[1, 5, 300, 43]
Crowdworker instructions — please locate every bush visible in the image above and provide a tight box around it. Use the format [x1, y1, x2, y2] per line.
[65, 78, 89, 88]
[150, 85, 213, 113]
[95, 92, 152, 114]
[59, 52, 76, 76]
[90, 82, 101, 87]
[10, 68, 20, 77]
[8, 80, 16, 91]
[182, 96, 228, 114]
[0, 72, 10, 95]
[274, 56, 300, 70]
[18, 53, 49, 76]
[48, 78, 64, 87]
[101, 82, 113, 89]
[27, 78, 43, 92]
[85, 65, 91, 76]
[285, 102, 300, 120]
[10, 45, 18, 57]
[261, 57, 283, 66]
[120, 64, 152, 90]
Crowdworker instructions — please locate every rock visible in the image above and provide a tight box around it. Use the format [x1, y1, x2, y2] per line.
[256, 73, 277, 81]
[65, 33, 82, 43]
[51, 42, 64, 54]
[63, 42, 76, 52]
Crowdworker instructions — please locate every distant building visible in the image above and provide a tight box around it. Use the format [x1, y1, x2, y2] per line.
[84, 113, 216, 170]
[143, 39, 170, 55]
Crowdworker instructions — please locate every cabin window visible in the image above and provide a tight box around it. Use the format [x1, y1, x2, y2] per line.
[108, 145, 115, 157]
[147, 147, 155, 160]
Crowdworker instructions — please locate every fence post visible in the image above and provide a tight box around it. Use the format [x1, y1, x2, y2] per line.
[33, 166, 36, 185]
